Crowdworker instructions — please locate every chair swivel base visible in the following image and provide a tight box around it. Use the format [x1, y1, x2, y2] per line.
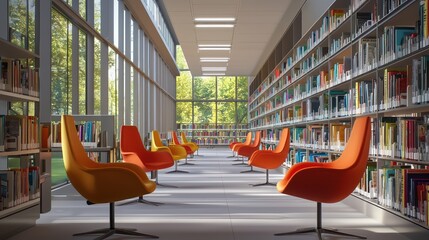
[118, 196, 163, 206]
[179, 162, 195, 166]
[274, 227, 366, 240]
[156, 182, 178, 188]
[241, 166, 263, 173]
[167, 169, 189, 173]
[74, 227, 158, 240]
[251, 182, 276, 187]
[167, 162, 189, 174]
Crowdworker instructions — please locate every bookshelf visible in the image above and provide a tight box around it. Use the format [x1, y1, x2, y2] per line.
[50, 115, 116, 163]
[177, 123, 248, 146]
[249, 0, 429, 230]
[0, 38, 41, 239]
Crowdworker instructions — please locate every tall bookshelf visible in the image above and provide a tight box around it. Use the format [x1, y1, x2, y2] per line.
[249, 0, 429, 229]
[177, 123, 248, 146]
[0, 38, 42, 238]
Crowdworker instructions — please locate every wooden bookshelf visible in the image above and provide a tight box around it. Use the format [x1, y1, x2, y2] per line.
[250, 0, 429, 230]
[50, 115, 116, 163]
[177, 123, 248, 146]
[0, 36, 41, 238]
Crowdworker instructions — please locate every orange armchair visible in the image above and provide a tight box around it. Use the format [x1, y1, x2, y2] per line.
[151, 130, 188, 173]
[61, 115, 158, 239]
[248, 128, 290, 186]
[234, 131, 262, 173]
[171, 131, 195, 166]
[121, 125, 175, 192]
[180, 132, 199, 153]
[228, 132, 251, 157]
[232, 132, 252, 152]
[275, 117, 371, 239]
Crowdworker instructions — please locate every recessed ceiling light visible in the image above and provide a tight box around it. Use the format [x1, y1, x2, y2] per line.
[194, 17, 236, 22]
[198, 44, 231, 48]
[200, 59, 229, 63]
[200, 57, 230, 60]
[195, 24, 234, 28]
[202, 67, 227, 71]
[202, 72, 226, 76]
[199, 47, 231, 51]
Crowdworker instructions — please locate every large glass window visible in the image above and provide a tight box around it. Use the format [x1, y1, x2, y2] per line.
[94, 38, 101, 114]
[237, 76, 248, 100]
[51, 9, 72, 114]
[217, 102, 235, 123]
[79, 30, 86, 114]
[194, 102, 216, 124]
[194, 76, 215, 100]
[176, 71, 192, 100]
[218, 76, 236, 100]
[176, 102, 192, 124]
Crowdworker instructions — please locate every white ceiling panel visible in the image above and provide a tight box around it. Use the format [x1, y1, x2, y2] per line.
[164, 0, 192, 12]
[162, 0, 293, 76]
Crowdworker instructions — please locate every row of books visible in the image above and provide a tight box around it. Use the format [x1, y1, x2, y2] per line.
[294, 150, 330, 163]
[0, 115, 39, 152]
[0, 156, 39, 210]
[191, 131, 248, 137]
[51, 121, 109, 148]
[0, 58, 39, 97]
[250, 0, 415, 106]
[177, 123, 248, 130]
[377, 116, 429, 161]
[375, 167, 429, 226]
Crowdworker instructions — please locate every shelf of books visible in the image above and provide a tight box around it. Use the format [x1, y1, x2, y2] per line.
[50, 115, 115, 163]
[249, 0, 429, 229]
[0, 37, 41, 239]
[177, 123, 248, 146]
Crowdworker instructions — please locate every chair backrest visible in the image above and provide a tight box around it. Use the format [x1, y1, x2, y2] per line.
[61, 115, 99, 200]
[331, 117, 371, 173]
[250, 131, 261, 147]
[180, 132, 189, 144]
[273, 128, 290, 156]
[243, 132, 252, 145]
[120, 125, 146, 168]
[171, 131, 180, 145]
[151, 130, 164, 149]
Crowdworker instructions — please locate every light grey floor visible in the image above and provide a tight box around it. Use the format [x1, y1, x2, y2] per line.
[9, 147, 429, 240]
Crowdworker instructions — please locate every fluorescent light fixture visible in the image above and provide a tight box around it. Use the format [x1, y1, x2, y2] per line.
[200, 57, 230, 63]
[199, 47, 231, 51]
[198, 44, 231, 47]
[200, 57, 230, 60]
[200, 59, 229, 63]
[195, 24, 234, 28]
[194, 17, 236, 22]
[202, 67, 227, 72]
[203, 72, 226, 76]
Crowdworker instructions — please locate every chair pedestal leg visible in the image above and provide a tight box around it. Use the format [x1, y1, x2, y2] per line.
[233, 156, 247, 166]
[167, 161, 189, 174]
[180, 156, 195, 166]
[241, 165, 263, 173]
[74, 203, 159, 240]
[275, 202, 366, 239]
[252, 169, 276, 186]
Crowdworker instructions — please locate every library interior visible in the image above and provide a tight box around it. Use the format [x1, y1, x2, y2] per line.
[1, 0, 429, 239]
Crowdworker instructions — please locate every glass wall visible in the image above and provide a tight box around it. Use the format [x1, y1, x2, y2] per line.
[176, 47, 249, 146]
[48, 0, 177, 186]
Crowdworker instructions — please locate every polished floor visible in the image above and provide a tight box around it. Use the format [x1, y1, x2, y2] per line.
[9, 147, 429, 240]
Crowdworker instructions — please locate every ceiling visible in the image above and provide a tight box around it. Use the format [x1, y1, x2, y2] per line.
[161, 0, 293, 77]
